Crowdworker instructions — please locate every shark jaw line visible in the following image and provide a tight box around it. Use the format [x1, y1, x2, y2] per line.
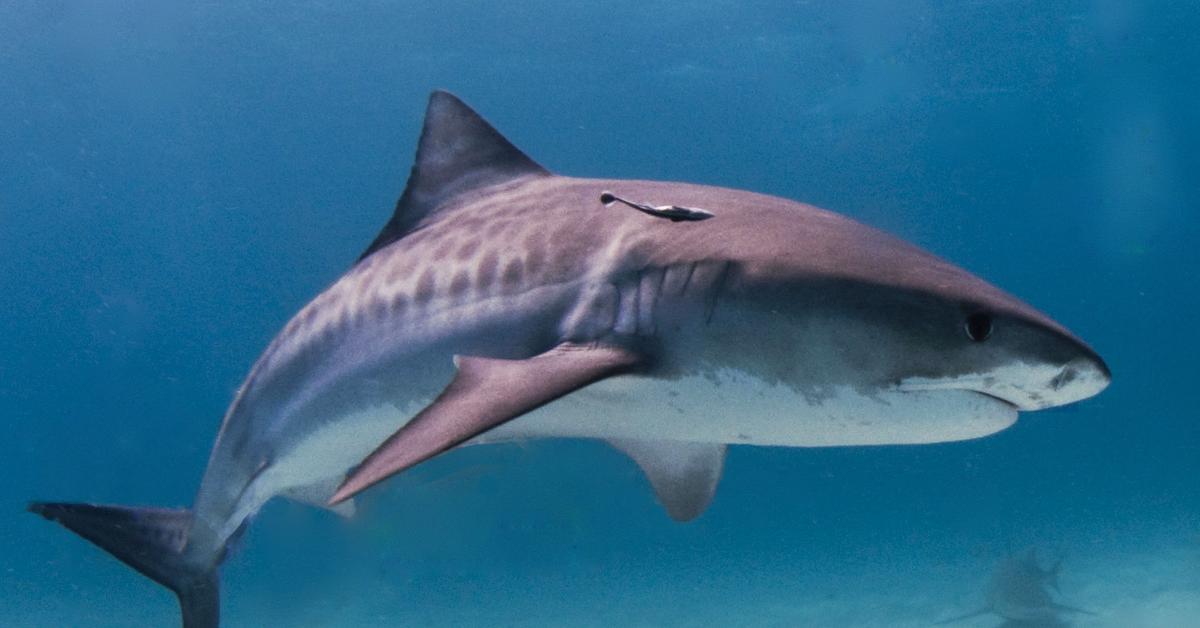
[895, 382, 1020, 412]
[896, 348, 1111, 412]
[897, 381, 1017, 410]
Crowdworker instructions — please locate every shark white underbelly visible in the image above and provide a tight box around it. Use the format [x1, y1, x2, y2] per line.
[490, 371, 1018, 446]
[230, 366, 1017, 543]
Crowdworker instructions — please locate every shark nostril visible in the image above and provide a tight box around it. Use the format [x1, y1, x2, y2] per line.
[1051, 365, 1079, 391]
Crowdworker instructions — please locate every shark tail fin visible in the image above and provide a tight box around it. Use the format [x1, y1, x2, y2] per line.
[29, 502, 221, 628]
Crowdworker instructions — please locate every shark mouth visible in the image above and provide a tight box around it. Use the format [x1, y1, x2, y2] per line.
[895, 379, 1021, 411]
[968, 389, 1020, 410]
[896, 359, 1109, 411]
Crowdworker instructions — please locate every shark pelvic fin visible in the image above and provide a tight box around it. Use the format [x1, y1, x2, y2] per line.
[28, 502, 222, 628]
[330, 343, 644, 504]
[608, 439, 726, 522]
[359, 90, 550, 261]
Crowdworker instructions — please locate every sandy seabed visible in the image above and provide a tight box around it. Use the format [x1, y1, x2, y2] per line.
[9, 533, 1199, 628]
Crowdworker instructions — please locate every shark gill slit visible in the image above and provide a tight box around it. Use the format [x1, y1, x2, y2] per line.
[638, 267, 664, 336]
[703, 261, 733, 324]
[615, 276, 640, 335]
[659, 261, 692, 298]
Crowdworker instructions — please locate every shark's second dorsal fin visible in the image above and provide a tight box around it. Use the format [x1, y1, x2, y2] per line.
[359, 90, 550, 261]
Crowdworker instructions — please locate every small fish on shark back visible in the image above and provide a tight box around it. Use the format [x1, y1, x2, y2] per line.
[29, 90, 1111, 627]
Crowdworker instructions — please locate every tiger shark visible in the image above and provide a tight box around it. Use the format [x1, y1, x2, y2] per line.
[30, 90, 1109, 627]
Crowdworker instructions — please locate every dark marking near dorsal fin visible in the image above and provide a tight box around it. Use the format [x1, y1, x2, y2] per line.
[359, 90, 550, 261]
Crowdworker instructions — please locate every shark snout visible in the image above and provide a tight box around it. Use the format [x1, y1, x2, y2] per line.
[895, 352, 1110, 413]
[991, 353, 1110, 412]
[1045, 354, 1110, 408]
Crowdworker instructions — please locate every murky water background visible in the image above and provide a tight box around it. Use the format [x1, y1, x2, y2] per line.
[2, 2, 1197, 625]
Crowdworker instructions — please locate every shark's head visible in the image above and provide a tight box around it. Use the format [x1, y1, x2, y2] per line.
[886, 282, 1111, 411]
[698, 191, 1112, 416]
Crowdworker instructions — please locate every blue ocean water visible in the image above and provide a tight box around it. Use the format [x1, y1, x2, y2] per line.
[2, 2, 1196, 626]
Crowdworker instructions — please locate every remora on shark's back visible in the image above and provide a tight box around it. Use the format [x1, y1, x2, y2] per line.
[30, 91, 1110, 627]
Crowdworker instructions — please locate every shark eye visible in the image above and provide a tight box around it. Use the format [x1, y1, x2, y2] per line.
[964, 312, 994, 342]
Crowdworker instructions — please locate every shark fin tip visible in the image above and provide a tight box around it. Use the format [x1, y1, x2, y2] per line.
[327, 485, 356, 507]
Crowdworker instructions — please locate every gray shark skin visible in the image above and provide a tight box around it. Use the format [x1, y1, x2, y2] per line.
[30, 91, 1109, 627]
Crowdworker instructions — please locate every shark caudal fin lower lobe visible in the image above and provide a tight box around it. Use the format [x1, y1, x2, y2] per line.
[28, 502, 221, 628]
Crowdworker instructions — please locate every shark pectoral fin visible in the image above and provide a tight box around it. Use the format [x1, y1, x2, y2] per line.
[282, 476, 356, 518]
[609, 439, 726, 522]
[330, 343, 644, 505]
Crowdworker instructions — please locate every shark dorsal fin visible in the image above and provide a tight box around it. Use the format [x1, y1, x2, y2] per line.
[359, 90, 550, 261]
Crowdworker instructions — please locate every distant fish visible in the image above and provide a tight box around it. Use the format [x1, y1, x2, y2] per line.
[938, 549, 1095, 626]
[30, 91, 1110, 627]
